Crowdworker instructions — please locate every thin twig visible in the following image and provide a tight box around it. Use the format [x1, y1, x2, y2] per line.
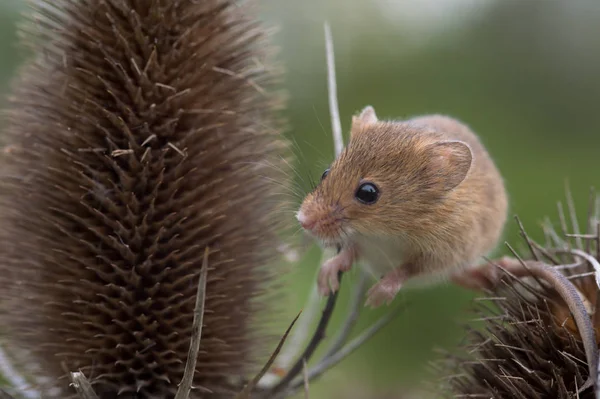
[542, 217, 565, 252]
[557, 201, 573, 259]
[259, 269, 322, 387]
[268, 272, 343, 395]
[322, 270, 369, 358]
[585, 187, 596, 255]
[536, 222, 564, 264]
[565, 180, 584, 250]
[288, 305, 404, 394]
[174, 247, 211, 399]
[69, 372, 99, 399]
[515, 215, 540, 262]
[324, 22, 343, 157]
[235, 311, 302, 399]
[302, 359, 309, 399]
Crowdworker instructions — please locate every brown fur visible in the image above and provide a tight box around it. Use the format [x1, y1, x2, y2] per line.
[299, 106, 508, 296]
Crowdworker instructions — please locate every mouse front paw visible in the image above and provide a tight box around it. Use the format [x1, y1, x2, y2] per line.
[317, 258, 342, 296]
[316, 249, 356, 296]
[365, 278, 402, 308]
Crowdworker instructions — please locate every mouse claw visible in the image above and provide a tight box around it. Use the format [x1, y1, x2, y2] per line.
[317, 268, 337, 296]
[316, 247, 356, 296]
[317, 272, 334, 296]
[317, 257, 342, 296]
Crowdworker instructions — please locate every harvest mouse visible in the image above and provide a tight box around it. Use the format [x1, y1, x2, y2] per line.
[296, 106, 508, 307]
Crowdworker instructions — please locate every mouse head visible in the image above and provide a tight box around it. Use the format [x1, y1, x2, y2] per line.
[297, 106, 473, 246]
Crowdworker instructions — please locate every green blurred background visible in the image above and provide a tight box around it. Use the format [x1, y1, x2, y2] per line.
[2, 0, 600, 397]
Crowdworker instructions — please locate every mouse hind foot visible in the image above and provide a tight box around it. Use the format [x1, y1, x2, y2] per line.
[365, 266, 411, 308]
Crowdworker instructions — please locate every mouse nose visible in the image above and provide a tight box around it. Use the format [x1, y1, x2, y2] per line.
[296, 210, 315, 231]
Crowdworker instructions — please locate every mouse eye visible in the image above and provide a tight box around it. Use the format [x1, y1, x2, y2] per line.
[321, 168, 330, 181]
[355, 182, 379, 205]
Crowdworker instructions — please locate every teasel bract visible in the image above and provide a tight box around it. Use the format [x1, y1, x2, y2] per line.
[437, 188, 600, 399]
[0, 0, 290, 397]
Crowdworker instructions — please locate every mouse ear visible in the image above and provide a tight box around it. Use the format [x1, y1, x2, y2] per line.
[423, 140, 472, 191]
[351, 106, 378, 136]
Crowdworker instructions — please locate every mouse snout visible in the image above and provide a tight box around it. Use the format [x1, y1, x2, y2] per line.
[296, 201, 344, 243]
[296, 209, 316, 231]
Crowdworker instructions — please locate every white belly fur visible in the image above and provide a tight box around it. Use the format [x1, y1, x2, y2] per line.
[353, 234, 488, 289]
[355, 235, 406, 280]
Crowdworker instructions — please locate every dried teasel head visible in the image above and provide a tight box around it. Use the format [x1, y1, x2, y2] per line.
[437, 187, 600, 399]
[0, 0, 290, 397]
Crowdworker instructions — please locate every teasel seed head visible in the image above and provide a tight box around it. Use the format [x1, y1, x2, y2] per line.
[0, 0, 291, 397]
[437, 187, 600, 399]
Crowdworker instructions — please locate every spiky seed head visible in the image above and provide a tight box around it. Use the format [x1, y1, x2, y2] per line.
[439, 278, 593, 398]
[437, 191, 600, 399]
[0, 0, 290, 397]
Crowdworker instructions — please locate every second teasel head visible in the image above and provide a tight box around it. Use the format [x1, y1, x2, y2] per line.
[437, 191, 600, 399]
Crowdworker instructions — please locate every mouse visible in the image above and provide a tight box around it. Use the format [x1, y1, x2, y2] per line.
[296, 101, 598, 392]
[296, 105, 508, 307]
